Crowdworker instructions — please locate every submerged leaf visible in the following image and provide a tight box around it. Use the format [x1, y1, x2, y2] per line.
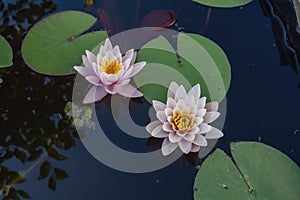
[38, 161, 51, 180]
[48, 176, 56, 191]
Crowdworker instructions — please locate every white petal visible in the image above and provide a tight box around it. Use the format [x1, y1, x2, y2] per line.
[198, 123, 212, 133]
[184, 133, 195, 142]
[205, 101, 219, 112]
[146, 120, 161, 133]
[204, 112, 220, 123]
[167, 81, 179, 99]
[163, 122, 173, 132]
[161, 138, 178, 156]
[126, 62, 146, 78]
[165, 108, 173, 117]
[153, 100, 166, 112]
[190, 144, 201, 152]
[197, 97, 206, 109]
[193, 134, 207, 146]
[83, 86, 107, 104]
[205, 127, 224, 139]
[166, 97, 176, 109]
[194, 117, 204, 126]
[169, 132, 182, 143]
[188, 84, 201, 99]
[178, 139, 192, 154]
[187, 127, 200, 135]
[175, 85, 187, 100]
[156, 111, 167, 123]
[197, 109, 206, 118]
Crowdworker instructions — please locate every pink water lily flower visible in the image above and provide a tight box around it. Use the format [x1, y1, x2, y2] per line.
[146, 82, 224, 156]
[74, 38, 146, 104]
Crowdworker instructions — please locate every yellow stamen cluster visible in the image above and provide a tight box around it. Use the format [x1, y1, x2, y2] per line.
[171, 111, 194, 131]
[100, 59, 122, 75]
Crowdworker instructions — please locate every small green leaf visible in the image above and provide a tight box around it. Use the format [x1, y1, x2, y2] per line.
[54, 168, 69, 181]
[194, 142, 300, 200]
[21, 11, 107, 75]
[0, 35, 13, 68]
[38, 161, 51, 180]
[17, 190, 30, 199]
[48, 176, 56, 191]
[192, 0, 253, 8]
[0, 78, 3, 84]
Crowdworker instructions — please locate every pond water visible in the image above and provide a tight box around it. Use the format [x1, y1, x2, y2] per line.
[0, 0, 299, 199]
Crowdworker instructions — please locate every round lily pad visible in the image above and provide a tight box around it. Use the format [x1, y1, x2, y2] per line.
[192, 0, 253, 8]
[134, 33, 231, 103]
[0, 35, 13, 68]
[22, 11, 107, 75]
[194, 142, 300, 200]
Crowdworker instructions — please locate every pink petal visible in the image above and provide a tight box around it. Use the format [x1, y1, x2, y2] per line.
[85, 50, 96, 64]
[205, 127, 224, 139]
[205, 101, 219, 112]
[117, 84, 143, 98]
[153, 100, 166, 112]
[156, 111, 167, 123]
[146, 120, 161, 133]
[167, 81, 179, 99]
[161, 138, 178, 156]
[199, 123, 212, 133]
[126, 62, 146, 78]
[104, 38, 113, 52]
[165, 108, 173, 117]
[86, 76, 102, 86]
[105, 84, 118, 94]
[83, 86, 107, 104]
[74, 66, 95, 77]
[175, 85, 187, 100]
[194, 117, 204, 126]
[82, 55, 92, 68]
[169, 132, 182, 143]
[188, 84, 201, 99]
[178, 139, 192, 154]
[193, 134, 207, 146]
[190, 144, 201, 152]
[122, 49, 135, 66]
[204, 112, 220, 123]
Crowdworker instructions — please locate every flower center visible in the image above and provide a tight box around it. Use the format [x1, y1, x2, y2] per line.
[171, 111, 194, 131]
[100, 59, 122, 75]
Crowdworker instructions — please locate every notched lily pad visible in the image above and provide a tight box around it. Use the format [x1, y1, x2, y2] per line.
[0, 35, 13, 68]
[21, 10, 107, 75]
[193, 0, 253, 8]
[134, 33, 231, 103]
[194, 142, 300, 200]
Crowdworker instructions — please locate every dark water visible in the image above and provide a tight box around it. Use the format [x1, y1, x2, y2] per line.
[0, 0, 299, 199]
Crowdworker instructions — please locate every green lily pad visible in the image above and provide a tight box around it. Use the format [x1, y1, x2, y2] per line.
[192, 0, 253, 8]
[21, 11, 107, 75]
[0, 35, 13, 68]
[134, 33, 231, 103]
[194, 142, 300, 200]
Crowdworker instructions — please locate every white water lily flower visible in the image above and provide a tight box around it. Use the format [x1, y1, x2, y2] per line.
[74, 38, 146, 104]
[146, 82, 224, 156]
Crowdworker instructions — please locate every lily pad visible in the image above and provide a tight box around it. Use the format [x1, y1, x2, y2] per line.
[134, 33, 231, 103]
[21, 11, 107, 75]
[194, 142, 300, 200]
[192, 0, 253, 8]
[0, 35, 13, 68]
